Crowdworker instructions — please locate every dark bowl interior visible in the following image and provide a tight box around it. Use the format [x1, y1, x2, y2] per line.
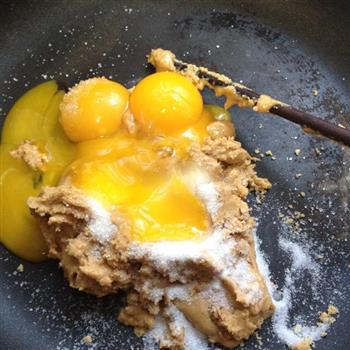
[0, 1, 349, 349]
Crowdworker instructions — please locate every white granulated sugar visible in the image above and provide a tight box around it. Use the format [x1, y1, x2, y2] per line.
[253, 221, 331, 348]
[134, 280, 165, 304]
[272, 236, 324, 347]
[273, 286, 330, 347]
[148, 288, 165, 304]
[196, 279, 232, 308]
[196, 182, 220, 216]
[89, 245, 102, 259]
[226, 259, 263, 303]
[129, 228, 262, 304]
[167, 280, 231, 309]
[279, 238, 318, 271]
[144, 306, 210, 350]
[182, 166, 221, 216]
[86, 198, 118, 243]
[253, 230, 275, 298]
[166, 283, 190, 301]
[167, 306, 210, 350]
[143, 316, 166, 350]
[138, 278, 231, 311]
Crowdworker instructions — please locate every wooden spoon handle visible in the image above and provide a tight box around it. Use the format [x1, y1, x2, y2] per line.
[149, 49, 350, 146]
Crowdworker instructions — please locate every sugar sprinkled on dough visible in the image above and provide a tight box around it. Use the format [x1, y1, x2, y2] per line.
[182, 166, 221, 216]
[195, 182, 220, 216]
[87, 198, 118, 243]
[129, 170, 263, 308]
[144, 306, 210, 350]
[168, 306, 210, 350]
[129, 227, 262, 305]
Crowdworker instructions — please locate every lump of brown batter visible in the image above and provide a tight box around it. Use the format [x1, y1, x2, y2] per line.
[28, 185, 132, 297]
[292, 338, 313, 350]
[10, 139, 49, 171]
[28, 134, 274, 349]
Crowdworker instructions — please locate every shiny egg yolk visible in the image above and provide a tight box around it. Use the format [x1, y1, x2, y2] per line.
[124, 176, 209, 242]
[181, 107, 213, 143]
[1, 72, 233, 262]
[130, 72, 203, 134]
[59, 77, 129, 142]
[65, 137, 210, 242]
[0, 81, 76, 261]
[64, 105, 218, 243]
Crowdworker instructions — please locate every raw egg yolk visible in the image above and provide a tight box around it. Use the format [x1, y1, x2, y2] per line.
[65, 135, 210, 243]
[125, 176, 209, 242]
[130, 72, 203, 134]
[64, 104, 230, 243]
[59, 77, 129, 142]
[1, 71, 234, 262]
[181, 107, 214, 143]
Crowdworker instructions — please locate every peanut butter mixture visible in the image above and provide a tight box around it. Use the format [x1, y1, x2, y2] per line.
[28, 132, 274, 349]
[10, 139, 49, 171]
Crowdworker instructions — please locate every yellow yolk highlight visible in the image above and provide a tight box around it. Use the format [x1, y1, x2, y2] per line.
[65, 112, 217, 243]
[59, 77, 129, 142]
[68, 151, 167, 207]
[1, 81, 76, 262]
[124, 177, 209, 242]
[64, 104, 225, 243]
[130, 72, 203, 134]
[67, 152, 210, 242]
[181, 108, 214, 143]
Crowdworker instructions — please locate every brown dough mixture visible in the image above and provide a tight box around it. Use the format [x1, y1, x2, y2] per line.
[10, 139, 48, 171]
[28, 129, 274, 349]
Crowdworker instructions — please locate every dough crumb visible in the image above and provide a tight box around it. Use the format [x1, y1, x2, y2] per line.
[319, 304, 339, 324]
[148, 48, 176, 72]
[292, 337, 313, 350]
[122, 108, 138, 135]
[327, 304, 339, 315]
[293, 324, 302, 334]
[10, 140, 49, 171]
[253, 94, 281, 113]
[255, 332, 263, 346]
[82, 335, 93, 345]
[16, 264, 24, 273]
